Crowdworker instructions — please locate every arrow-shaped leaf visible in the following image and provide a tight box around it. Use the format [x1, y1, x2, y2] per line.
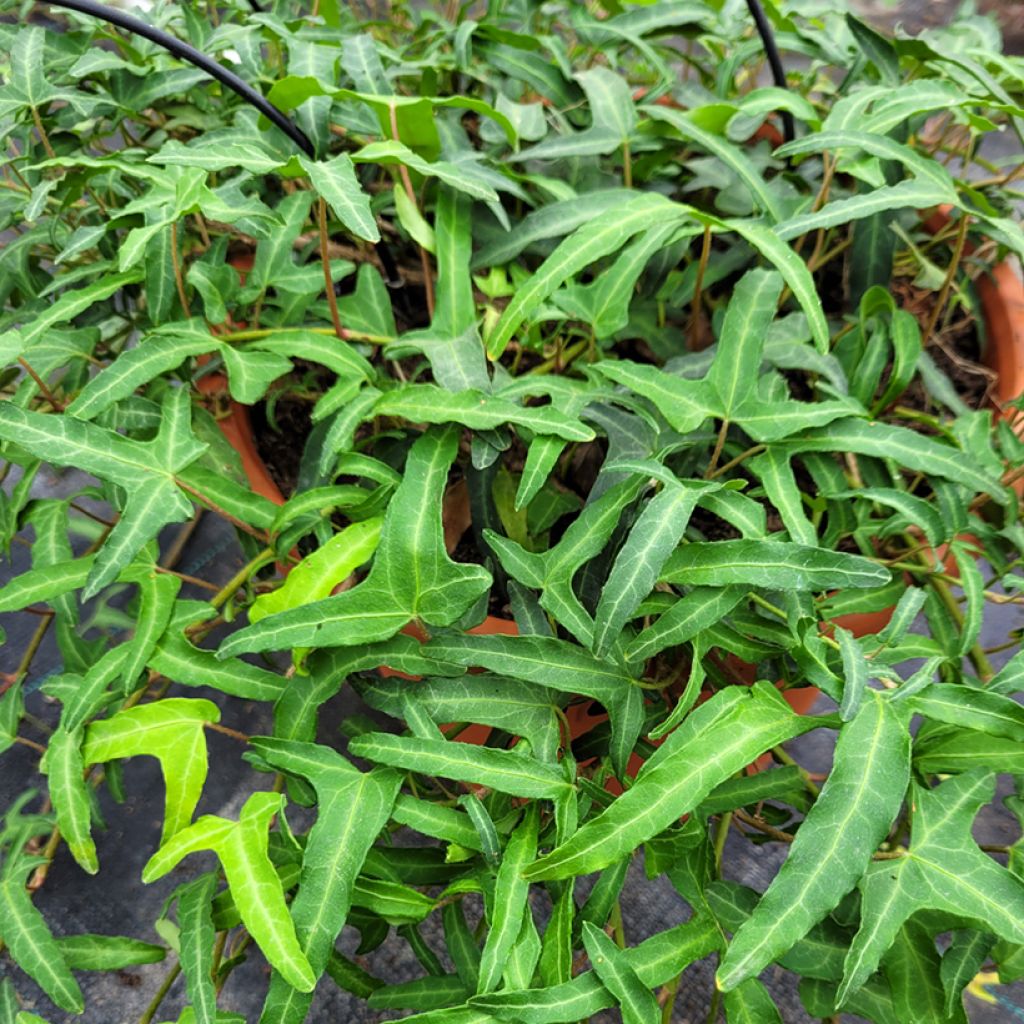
[524, 685, 815, 881]
[142, 791, 316, 993]
[251, 738, 399, 1023]
[83, 697, 219, 843]
[219, 426, 491, 656]
[717, 691, 911, 990]
[839, 769, 1024, 1005]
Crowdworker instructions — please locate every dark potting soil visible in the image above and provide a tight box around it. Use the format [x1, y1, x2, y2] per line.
[250, 391, 314, 497]
[886, 278, 995, 414]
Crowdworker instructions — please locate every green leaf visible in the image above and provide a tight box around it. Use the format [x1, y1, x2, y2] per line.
[627, 585, 744, 663]
[41, 726, 97, 874]
[0, 872, 83, 1013]
[358, 673, 560, 763]
[592, 360, 715, 434]
[724, 979, 783, 1024]
[252, 739, 399, 1023]
[708, 270, 783, 416]
[393, 796, 483, 853]
[524, 685, 812, 880]
[840, 770, 1024, 1003]
[373, 386, 595, 441]
[0, 682, 24, 757]
[487, 193, 687, 357]
[300, 153, 379, 242]
[660, 540, 888, 590]
[784, 419, 1006, 500]
[355, 140, 499, 203]
[251, 330, 374, 382]
[249, 517, 383, 624]
[717, 691, 910, 991]
[0, 389, 207, 597]
[911, 685, 1024, 743]
[348, 733, 572, 800]
[592, 481, 712, 657]
[884, 920, 963, 1024]
[55, 934, 165, 970]
[836, 626, 869, 722]
[148, 632, 285, 703]
[647, 106, 783, 221]
[82, 697, 219, 843]
[472, 189, 631, 269]
[445, 903, 482, 991]
[724, 218, 829, 354]
[142, 792, 316, 993]
[581, 922, 658, 1024]
[367, 976, 468, 1011]
[176, 873, 218, 1024]
[747, 449, 816, 547]
[220, 427, 491, 655]
[572, 221, 681, 339]
[469, 916, 720, 1023]
[829, 487, 945, 548]
[1, 270, 141, 355]
[479, 806, 539, 993]
[122, 569, 181, 690]
[221, 346, 293, 405]
[422, 634, 643, 777]
[940, 930, 993, 1017]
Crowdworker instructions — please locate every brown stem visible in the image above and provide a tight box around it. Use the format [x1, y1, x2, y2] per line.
[205, 721, 250, 744]
[705, 419, 730, 479]
[690, 224, 712, 350]
[18, 358, 64, 410]
[170, 222, 192, 318]
[922, 212, 969, 345]
[175, 479, 270, 542]
[30, 106, 56, 160]
[318, 197, 346, 340]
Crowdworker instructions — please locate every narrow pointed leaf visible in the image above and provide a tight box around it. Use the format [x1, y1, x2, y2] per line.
[707, 269, 783, 416]
[592, 481, 711, 657]
[177, 873, 218, 1024]
[253, 738, 399, 1023]
[422, 634, 642, 776]
[581, 922, 659, 1024]
[41, 726, 97, 874]
[0, 876, 83, 1013]
[220, 427, 491, 655]
[487, 194, 686, 358]
[469, 916, 720, 1023]
[479, 806, 539, 993]
[661, 540, 888, 590]
[717, 691, 910, 990]
[348, 733, 572, 800]
[524, 686, 812, 880]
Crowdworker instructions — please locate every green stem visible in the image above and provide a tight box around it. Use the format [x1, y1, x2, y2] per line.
[138, 962, 181, 1024]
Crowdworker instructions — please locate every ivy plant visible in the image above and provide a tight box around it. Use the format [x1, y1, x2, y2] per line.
[2, 0, 1024, 1022]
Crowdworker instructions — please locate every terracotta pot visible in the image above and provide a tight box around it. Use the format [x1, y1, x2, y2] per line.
[196, 252, 287, 508]
[206, 200, 1024, 764]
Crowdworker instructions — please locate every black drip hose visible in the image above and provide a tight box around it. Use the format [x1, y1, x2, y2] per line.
[37, 0, 404, 289]
[744, 0, 795, 144]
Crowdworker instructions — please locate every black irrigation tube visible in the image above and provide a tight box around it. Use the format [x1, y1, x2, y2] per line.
[744, 0, 795, 143]
[36, 0, 405, 290]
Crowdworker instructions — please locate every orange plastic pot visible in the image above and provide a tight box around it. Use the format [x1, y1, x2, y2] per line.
[196, 252, 286, 508]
